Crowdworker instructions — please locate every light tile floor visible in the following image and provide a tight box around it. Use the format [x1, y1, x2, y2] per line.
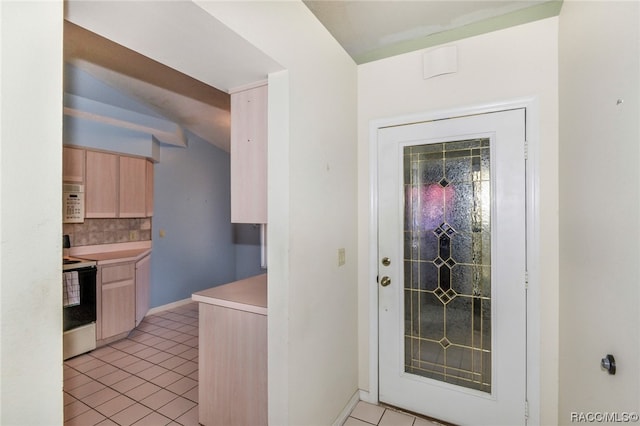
[344, 401, 444, 426]
[66, 302, 444, 426]
[63, 303, 199, 426]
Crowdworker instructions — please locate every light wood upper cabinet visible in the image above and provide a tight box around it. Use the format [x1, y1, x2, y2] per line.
[63, 147, 85, 183]
[85, 151, 118, 218]
[119, 156, 146, 218]
[76, 148, 153, 219]
[146, 160, 154, 217]
[230, 83, 267, 224]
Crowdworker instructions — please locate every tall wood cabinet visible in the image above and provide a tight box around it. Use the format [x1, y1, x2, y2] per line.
[230, 83, 267, 224]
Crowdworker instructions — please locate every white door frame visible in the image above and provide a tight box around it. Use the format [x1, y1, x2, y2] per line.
[366, 98, 541, 424]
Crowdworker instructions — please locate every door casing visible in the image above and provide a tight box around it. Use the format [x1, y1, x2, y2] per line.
[366, 98, 541, 424]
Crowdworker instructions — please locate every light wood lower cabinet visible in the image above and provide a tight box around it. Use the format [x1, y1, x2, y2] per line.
[100, 261, 136, 340]
[135, 254, 150, 327]
[199, 303, 267, 425]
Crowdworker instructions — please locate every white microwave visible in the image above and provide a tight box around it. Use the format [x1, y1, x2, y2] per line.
[63, 183, 85, 223]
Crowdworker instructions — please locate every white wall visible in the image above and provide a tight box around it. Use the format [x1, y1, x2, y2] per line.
[357, 18, 560, 424]
[194, 3, 359, 424]
[0, 1, 64, 424]
[559, 1, 640, 423]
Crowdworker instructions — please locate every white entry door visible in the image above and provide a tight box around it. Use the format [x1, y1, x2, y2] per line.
[378, 109, 527, 425]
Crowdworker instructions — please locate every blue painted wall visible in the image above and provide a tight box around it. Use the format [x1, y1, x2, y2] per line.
[151, 134, 236, 307]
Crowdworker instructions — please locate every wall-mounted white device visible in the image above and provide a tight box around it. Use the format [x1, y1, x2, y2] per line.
[63, 183, 85, 223]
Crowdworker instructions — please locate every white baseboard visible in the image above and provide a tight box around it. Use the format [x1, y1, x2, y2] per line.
[332, 389, 361, 426]
[146, 297, 193, 316]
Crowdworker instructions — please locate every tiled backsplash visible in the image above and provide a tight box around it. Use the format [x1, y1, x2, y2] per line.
[63, 218, 152, 247]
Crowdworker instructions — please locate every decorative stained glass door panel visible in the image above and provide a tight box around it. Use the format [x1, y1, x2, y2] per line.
[403, 138, 492, 393]
[378, 109, 527, 426]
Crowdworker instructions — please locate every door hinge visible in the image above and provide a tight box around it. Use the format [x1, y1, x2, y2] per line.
[524, 140, 529, 160]
[525, 271, 529, 290]
[525, 400, 530, 420]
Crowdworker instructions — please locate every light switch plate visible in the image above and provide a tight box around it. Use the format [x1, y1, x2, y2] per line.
[338, 248, 346, 266]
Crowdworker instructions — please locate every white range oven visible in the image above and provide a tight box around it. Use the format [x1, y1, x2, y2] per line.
[63, 257, 97, 360]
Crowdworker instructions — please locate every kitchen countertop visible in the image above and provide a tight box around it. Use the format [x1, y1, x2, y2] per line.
[192, 273, 267, 316]
[78, 249, 151, 264]
[69, 241, 152, 265]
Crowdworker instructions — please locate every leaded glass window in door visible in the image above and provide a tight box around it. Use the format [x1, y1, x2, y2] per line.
[403, 138, 491, 393]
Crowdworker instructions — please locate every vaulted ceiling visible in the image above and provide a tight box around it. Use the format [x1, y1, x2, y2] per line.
[64, 1, 562, 152]
[65, 21, 231, 150]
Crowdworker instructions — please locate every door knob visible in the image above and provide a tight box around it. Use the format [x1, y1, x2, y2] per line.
[601, 354, 616, 375]
[380, 276, 391, 287]
[381, 257, 391, 266]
